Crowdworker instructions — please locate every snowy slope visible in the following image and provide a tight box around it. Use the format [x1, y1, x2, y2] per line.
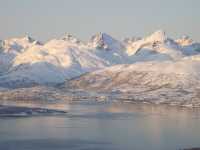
[65, 56, 200, 107]
[67, 57, 200, 91]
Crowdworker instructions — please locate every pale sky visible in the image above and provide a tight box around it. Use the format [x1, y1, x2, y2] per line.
[0, 0, 199, 41]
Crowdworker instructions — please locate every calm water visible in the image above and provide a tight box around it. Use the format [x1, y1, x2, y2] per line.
[0, 102, 200, 150]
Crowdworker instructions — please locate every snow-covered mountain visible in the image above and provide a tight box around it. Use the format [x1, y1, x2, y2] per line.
[1, 36, 42, 52]
[88, 32, 123, 51]
[0, 31, 200, 88]
[0, 36, 42, 74]
[88, 32, 129, 64]
[0, 37, 109, 87]
[0, 33, 129, 87]
[125, 30, 185, 62]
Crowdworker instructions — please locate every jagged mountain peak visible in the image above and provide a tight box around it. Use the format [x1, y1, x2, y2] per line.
[90, 32, 116, 43]
[89, 32, 123, 50]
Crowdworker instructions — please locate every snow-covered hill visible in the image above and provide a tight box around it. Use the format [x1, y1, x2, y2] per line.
[65, 56, 200, 107]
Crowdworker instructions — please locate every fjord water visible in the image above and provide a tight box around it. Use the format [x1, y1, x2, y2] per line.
[0, 102, 200, 150]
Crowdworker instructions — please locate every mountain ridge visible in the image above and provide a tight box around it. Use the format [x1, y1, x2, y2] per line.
[0, 31, 199, 88]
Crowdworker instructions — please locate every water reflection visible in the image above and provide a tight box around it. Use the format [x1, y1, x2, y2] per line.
[0, 102, 200, 150]
[0, 139, 114, 150]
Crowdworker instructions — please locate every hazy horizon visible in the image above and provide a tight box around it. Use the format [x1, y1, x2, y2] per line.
[0, 0, 200, 41]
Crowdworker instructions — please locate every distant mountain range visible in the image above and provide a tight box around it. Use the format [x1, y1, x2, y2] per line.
[0, 30, 200, 107]
[0, 30, 199, 87]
